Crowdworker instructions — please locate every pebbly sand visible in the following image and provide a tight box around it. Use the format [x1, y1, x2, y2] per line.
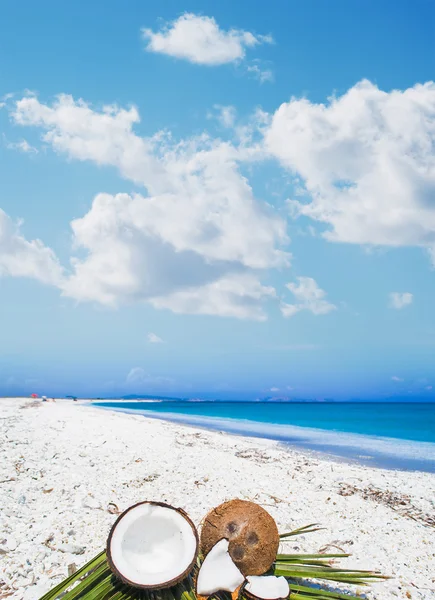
[0, 398, 434, 599]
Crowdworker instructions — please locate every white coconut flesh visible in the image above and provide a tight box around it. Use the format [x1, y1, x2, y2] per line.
[108, 503, 197, 587]
[245, 576, 290, 600]
[197, 539, 245, 595]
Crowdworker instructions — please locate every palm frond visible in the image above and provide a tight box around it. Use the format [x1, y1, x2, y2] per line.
[279, 524, 323, 538]
[38, 526, 387, 600]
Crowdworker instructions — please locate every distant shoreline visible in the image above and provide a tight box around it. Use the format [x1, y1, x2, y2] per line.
[3, 396, 435, 404]
[94, 400, 435, 473]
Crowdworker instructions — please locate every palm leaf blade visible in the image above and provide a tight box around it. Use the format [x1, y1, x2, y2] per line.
[38, 525, 386, 599]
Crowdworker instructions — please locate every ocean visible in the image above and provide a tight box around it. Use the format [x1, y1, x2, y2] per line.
[94, 401, 435, 473]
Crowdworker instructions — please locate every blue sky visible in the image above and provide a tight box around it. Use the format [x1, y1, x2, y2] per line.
[1, 0, 434, 400]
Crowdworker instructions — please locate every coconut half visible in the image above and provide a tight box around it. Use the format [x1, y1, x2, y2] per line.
[245, 576, 290, 600]
[107, 501, 198, 589]
[200, 499, 279, 576]
[196, 538, 245, 596]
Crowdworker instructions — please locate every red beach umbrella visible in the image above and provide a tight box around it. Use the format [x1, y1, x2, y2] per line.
[31, 393, 39, 398]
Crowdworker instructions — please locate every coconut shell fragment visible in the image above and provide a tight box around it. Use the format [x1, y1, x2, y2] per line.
[244, 575, 290, 600]
[200, 499, 279, 576]
[107, 501, 199, 589]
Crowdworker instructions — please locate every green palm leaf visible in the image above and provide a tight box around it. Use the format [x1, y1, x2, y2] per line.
[38, 525, 387, 600]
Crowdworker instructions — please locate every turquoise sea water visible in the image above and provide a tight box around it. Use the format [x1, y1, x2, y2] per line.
[94, 401, 435, 473]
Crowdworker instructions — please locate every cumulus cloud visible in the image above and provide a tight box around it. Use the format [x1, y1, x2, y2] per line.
[389, 292, 413, 309]
[149, 273, 275, 321]
[11, 93, 289, 320]
[281, 277, 336, 317]
[265, 80, 435, 262]
[142, 13, 273, 66]
[0, 209, 63, 285]
[10, 78, 434, 320]
[147, 332, 163, 343]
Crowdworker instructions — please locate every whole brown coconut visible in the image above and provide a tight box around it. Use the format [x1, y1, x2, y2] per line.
[200, 499, 279, 576]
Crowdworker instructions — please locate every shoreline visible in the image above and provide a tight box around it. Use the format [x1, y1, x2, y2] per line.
[1, 398, 434, 599]
[93, 402, 435, 473]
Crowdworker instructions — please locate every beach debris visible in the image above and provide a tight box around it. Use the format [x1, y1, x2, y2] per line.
[143, 473, 160, 483]
[200, 499, 279, 576]
[67, 563, 77, 576]
[20, 400, 42, 409]
[107, 501, 120, 514]
[196, 538, 245, 595]
[194, 477, 209, 487]
[0, 578, 14, 597]
[15, 459, 25, 474]
[2, 537, 17, 552]
[319, 542, 352, 554]
[106, 501, 199, 589]
[338, 483, 435, 528]
[58, 544, 86, 555]
[43, 534, 54, 548]
[235, 449, 277, 464]
[244, 576, 290, 600]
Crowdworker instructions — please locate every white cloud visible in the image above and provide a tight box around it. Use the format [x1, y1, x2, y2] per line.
[270, 386, 279, 392]
[391, 376, 404, 382]
[149, 273, 275, 321]
[265, 80, 435, 262]
[211, 105, 237, 128]
[11, 94, 159, 188]
[0, 93, 14, 109]
[4, 136, 38, 154]
[142, 13, 273, 66]
[389, 292, 413, 309]
[0, 209, 64, 285]
[11, 93, 289, 320]
[126, 367, 173, 387]
[126, 367, 146, 384]
[246, 61, 274, 84]
[147, 332, 163, 343]
[281, 276, 336, 317]
[426, 385, 433, 391]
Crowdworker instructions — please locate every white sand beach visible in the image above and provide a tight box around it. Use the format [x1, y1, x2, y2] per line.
[1, 398, 434, 599]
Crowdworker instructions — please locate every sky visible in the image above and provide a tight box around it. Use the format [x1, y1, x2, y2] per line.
[1, 0, 435, 400]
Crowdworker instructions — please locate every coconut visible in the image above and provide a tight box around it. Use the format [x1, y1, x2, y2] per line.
[196, 538, 245, 596]
[107, 501, 198, 589]
[245, 576, 290, 600]
[200, 499, 279, 576]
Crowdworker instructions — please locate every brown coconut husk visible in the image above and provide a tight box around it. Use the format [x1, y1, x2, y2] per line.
[200, 499, 279, 576]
